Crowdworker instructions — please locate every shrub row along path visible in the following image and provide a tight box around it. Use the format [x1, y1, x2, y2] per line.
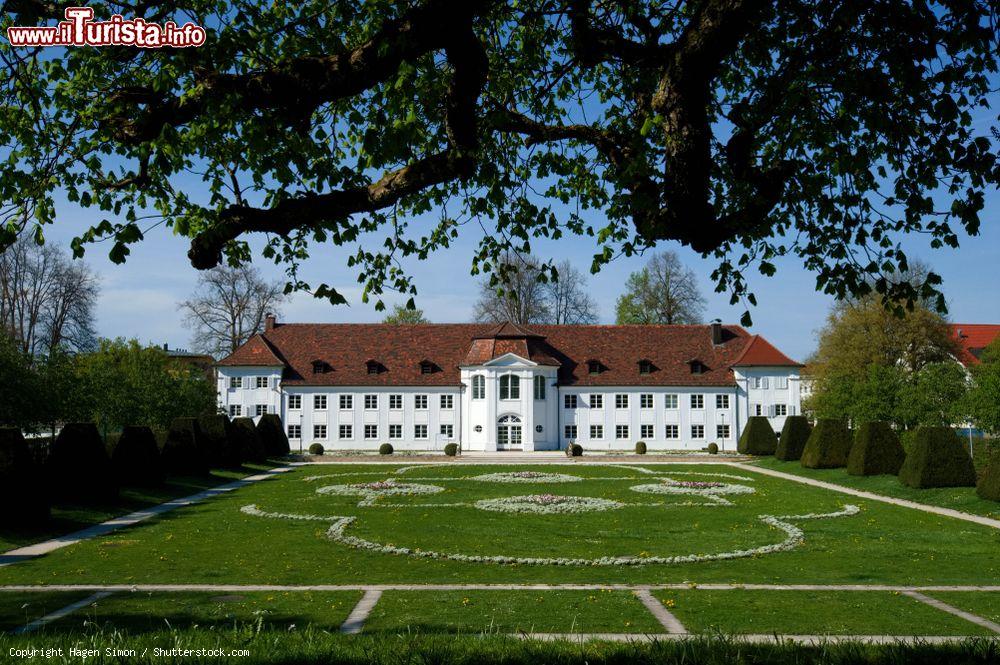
[0, 468, 292, 567]
[733, 462, 1000, 530]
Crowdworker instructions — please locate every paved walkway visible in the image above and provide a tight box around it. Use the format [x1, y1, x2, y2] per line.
[734, 463, 1000, 530]
[340, 589, 383, 634]
[296, 455, 749, 465]
[0, 468, 292, 567]
[902, 591, 1000, 634]
[634, 589, 687, 634]
[12, 591, 113, 635]
[4, 583, 999, 592]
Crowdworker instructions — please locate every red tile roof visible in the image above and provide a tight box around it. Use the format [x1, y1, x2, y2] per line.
[217, 322, 800, 387]
[730, 335, 804, 368]
[950, 324, 1000, 365]
[217, 333, 285, 366]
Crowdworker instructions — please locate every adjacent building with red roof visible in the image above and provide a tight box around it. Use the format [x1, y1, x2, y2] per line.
[950, 324, 1000, 366]
[217, 316, 802, 452]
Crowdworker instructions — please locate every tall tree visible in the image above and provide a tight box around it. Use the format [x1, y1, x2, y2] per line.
[965, 339, 1000, 435]
[1, 2, 996, 322]
[0, 237, 98, 355]
[472, 255, 598, 325]
[180, 265, 286, 358]
[544, 260, 599, 325]
[382, 304, 430, 324]
[615, 251, 705, 324]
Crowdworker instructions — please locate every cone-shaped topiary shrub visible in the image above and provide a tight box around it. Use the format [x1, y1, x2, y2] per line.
[111, 426, 163, 486]
[800, 419, 853, 469]
[444, 442, 459, 457]
[379, 443, 394, 455]
[198, 415, 242, 468]
[256, 414, 290, 457]
[48, 423, 118, 502]
[847, 422, 905, 476]
[0, 428, 49, 524]
[977, 451, 1000, 502]
[635, 441, 647, 455]
[775, 416, 812, 461]
[231, 417, 265, 463]
[161, 418, 209, 476]
[737, 417, 776, 455]
[898, 427, 976, 488]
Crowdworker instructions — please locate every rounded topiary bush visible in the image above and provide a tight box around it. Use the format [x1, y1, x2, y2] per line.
[707, 442, 719, 455]
[256, 414, 290, 457]
[737, 417, 776, 456]
[566, 443, 583, 457]
[635, 441, 647, 455]
[444, 442, 459, 457]
[308, 442, 325, 455]
[379, 443, 394, 455]
[48, 423, 118, 502]
[161, 418, 209, 476]
[977, 451, 1000, 502]
[111, 426, 163, 486]
[800, 419, 853, 469]
[775, 415, 812, 462]
[197, 415, 242, 468]
[898, 427, 976, 488]
[231, 417, 266, 463]
[0, 427, 49, 524]
[847, 422, 905, 476]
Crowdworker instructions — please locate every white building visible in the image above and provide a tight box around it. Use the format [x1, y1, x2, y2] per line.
[216, 318, 802, 452]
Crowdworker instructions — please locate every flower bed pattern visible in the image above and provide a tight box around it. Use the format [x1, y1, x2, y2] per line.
[471, 471, 582, 484]
[629, 479, 755, 505]
[474, 494, 624, 514]
[316, 480, 444, 506]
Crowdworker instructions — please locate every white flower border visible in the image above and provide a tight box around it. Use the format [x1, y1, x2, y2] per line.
[315, 481, 444, 506]
[470, 471, 582, 484]
[474, 494, 623, 514]
[240, 503, 860, 567]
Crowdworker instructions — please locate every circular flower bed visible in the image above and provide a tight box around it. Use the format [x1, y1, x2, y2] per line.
[471, 471, 582, 484]
[630, 480, 755, 498]
[474, 494, 623, 514]
[316, 480, 444, 505]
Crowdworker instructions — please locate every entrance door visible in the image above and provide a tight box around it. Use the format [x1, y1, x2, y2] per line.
[497, 415, 523, 451]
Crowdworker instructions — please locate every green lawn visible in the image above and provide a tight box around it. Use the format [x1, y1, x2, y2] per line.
[1, 463, 999, 586]
[753, 458, 1000, 520]
[654, 590, 991, 635]
[365, 590, 662, 634]
[929, 592, 1000, 625]
[0, 592, 89, 632]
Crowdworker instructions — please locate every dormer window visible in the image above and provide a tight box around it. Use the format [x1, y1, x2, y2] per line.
[419, 360, 438, 374]
[587, 359, 605, 375]
[638, 359, 655, 375]
[366, 360, 383, 375]
[311, 360, 329, 374]
[688, 359, 707, 375]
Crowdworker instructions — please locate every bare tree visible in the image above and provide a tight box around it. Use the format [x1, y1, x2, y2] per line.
[180, 265, 287, 358]
[472, 256, 598, 325]
[544, 260, 598, 325]
[615, 251, 706, 325]
[0, 236, 98, 355]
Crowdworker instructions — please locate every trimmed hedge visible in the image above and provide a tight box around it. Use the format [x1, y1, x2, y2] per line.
[977, 451, 1000, 502]
[231, 417, 266, 463]
[198, 415, 242, 468]
[379, 443, 394, 455]
[898, 427, 976, 488]
[308, 442, 325, 455]
[161, 418, 209, 476]
[635, 441, 647, 455]
[256, 414, 290, 457]
[444, 442, 459, 457]
[775, 416, 812, 462]
[800, 419, 853, 469]
[707, 442, 719, 455]
[847, 422, 905, 476]
[0, 428, 50, 524]
[111, 426, 163, 486]
[48, 423, 118, 502]
[566, 443, 583, 457]
[737, 417, 776, 456]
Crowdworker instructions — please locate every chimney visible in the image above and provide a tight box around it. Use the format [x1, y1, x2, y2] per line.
[710, 319, 723, 345]
[265, 313, 276, 331]
[163, 343, 168, 351]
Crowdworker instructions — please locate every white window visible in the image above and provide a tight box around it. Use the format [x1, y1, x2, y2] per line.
[255, 404, 267, 417]
[288, 394, 301, 409]
[313, 424, 327, 439]
[665, 424, 679, 439]
[590, 394, 604, 408]
[716, 394, 730, 409]
[665, 394, 678, 409]
[691, 394, 704, 409]
[615, 394, 629, 409]
[533, 375, 546, 400]
[692, 425, 705, 439]
[314, 395, 327, 410]
[389, 394, 403, 409]
[753, 377, 769, 389]
[616, 425, 629, 439]
[415, 394, 428, 409]
[641, 424, 654, 439]
[774, 404, 788, 416]
[754, 403, 763, 416]
[288, 424, 301, 439]
[389, 424, 402, 439]
[339, 424, 353, 439]
[590, 424, 604, 439]
[472, 375, 485, 400]
[640, 394, 653, 409]
[229, 377, 242, 389]
[339, 395, 353, 410]
[499, 375, 520, 400]
[440, 424, 454, 438]
[228, 405, 241, 417]
[364, 394, 378, 410]
[717, 424, 730, 439]
[776, 376, 789, 389]
[564, 394, 578, 409]
[564, 424, 577, 440]
[364, 424, 378, 439]
[414, 424, 428, 439]
[255, 376, 268, 389]
[440, 394, 454, 409]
